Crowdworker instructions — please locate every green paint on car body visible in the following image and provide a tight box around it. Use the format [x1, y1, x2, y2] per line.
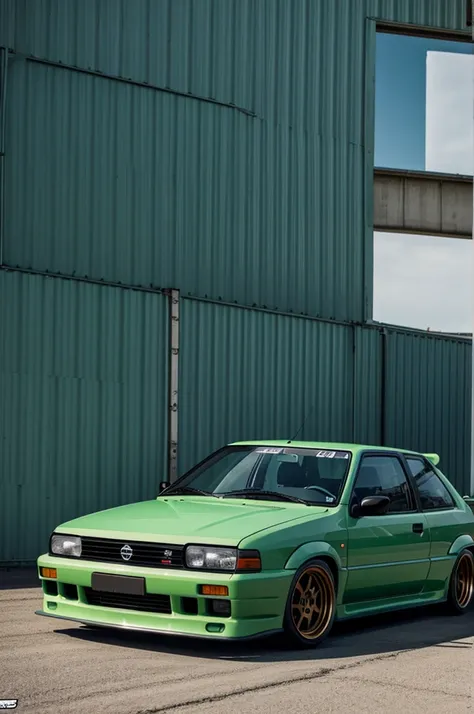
[36, 441, 474, 645]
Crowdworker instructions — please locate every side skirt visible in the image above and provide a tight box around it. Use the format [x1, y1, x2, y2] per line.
[336, 591, 447, 621]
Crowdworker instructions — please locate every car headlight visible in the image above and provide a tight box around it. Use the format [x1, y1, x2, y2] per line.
[50, 534, 82, 557]
[185, 546, 261, 572]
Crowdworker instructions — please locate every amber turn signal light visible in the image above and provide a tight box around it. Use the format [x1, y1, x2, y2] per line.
[40, 567, 57, 579]
[200, 585, 229, 596]
[236, 550, 261, 572]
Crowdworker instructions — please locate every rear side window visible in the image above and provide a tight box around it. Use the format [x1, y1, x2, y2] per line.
[406, 458, 455, 510]
[353, 455, 414, 513]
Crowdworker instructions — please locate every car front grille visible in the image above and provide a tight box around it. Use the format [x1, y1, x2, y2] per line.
[78, 537, 184, 569]
[84, 588, 172, 614]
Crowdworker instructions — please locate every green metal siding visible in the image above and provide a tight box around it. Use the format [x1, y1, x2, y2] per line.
[1, 1, 468, 322]
[353, 325, 382, 445]
[0, 1, 467, 103]
[0, 280, 471, 563]
[179, 300, 472, 494]
[0, 0, 471, 565]
[0, 270, 169, 564]
[3, 56, 364, 321]
[178, 298, 355, 473]
[384, 329, 472, 494]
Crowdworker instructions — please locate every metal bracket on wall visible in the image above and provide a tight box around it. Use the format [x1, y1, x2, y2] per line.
[8, 50, 257, 119]
[167, 288, 180, 484]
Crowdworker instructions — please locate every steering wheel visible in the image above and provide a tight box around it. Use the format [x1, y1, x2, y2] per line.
[304, 485, 335, 499]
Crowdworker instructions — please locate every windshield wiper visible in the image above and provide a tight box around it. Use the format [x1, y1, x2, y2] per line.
[220, 489, 311, 505]
[160, 486, 217, 498]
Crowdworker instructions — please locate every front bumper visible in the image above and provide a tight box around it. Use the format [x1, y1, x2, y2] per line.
[36, 554, 292, 640]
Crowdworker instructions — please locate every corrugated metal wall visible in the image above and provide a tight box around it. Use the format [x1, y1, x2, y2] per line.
[178, 299, 355, 474]
[0, 0, 471, 563]
[178, 299, 472, 496]
[0, 0, 468, 322]
[384, 328, 473, 494]
[3, 56, 365, 321]
[353, 326, 382, 445]
[0, 271, 169, 564]
[0, 0, 466, 91]
[1, 281, 470, 562]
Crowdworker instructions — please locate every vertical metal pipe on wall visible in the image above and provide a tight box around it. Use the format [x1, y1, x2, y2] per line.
[380, 328, 388, 446]
[0, 47, 8, 266]
[470, 0, 474, 496]
[471, 332, 474, 496]
[167, 289, 180, 484]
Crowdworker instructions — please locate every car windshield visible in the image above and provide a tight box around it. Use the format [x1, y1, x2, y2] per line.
[162, 446, 352, 506]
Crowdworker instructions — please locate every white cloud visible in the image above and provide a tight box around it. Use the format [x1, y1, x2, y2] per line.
[374, 232, 473, 332]
[425, 51, 473, 175]
[374, 49, 473, 332]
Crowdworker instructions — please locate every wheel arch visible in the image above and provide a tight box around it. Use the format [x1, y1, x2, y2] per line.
[448, 534, 474, 556]
[285, 543, 342, 592]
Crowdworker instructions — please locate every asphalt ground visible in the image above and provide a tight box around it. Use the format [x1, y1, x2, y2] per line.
[1, 570, 473, 714]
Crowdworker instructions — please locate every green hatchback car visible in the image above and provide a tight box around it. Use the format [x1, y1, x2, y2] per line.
[36, 441, 474, 647]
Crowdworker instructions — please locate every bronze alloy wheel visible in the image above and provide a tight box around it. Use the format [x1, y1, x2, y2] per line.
[284, 560, 336, 646]
[454, 551, 474, 609]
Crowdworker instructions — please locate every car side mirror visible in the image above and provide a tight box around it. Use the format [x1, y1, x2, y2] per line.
[350, 495, 390, 518]
[158, 481, 169, 493]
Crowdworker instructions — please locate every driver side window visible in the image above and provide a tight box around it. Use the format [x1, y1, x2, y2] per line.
[353, 455, 414, 513]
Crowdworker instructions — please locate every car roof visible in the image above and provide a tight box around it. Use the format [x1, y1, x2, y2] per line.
[229, 441, 439, 464]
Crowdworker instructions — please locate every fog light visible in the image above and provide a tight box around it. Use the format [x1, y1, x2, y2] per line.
[210, 599, 231, 617]
[40, 567, 57, 579]
[200, 585, 229, 596]
[206, 623, 225, 633]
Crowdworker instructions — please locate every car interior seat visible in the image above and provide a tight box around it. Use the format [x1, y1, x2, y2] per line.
[277, 462, 307, 488]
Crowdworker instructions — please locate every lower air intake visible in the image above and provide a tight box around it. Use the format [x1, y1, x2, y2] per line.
[84, 588, 172, 614]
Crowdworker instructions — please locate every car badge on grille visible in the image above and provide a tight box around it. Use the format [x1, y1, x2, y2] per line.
[120, 544, 133, 561]
[164, 549, 173, 558]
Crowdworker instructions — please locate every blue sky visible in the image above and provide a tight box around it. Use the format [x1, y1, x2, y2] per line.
[375, 33, 471, 171]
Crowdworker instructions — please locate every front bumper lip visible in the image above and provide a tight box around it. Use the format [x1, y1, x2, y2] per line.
[35, 610, 283, 641]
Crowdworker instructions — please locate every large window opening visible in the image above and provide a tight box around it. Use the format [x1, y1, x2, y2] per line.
[373, 31, 472, 333]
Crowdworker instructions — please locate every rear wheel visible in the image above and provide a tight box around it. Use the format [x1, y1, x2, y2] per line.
[447, 549, 474, 614]
[283, 559, 336, 648]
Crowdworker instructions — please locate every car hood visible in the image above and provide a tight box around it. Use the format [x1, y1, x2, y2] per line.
[56, 497, 329, 546]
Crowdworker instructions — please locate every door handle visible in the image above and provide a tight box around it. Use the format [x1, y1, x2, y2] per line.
[412, 522, 424, 534]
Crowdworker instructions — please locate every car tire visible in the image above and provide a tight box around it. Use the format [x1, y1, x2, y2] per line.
[282, 559, 336, 648]
[447, 549, 474, 615]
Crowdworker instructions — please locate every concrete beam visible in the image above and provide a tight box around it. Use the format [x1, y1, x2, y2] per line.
[374, 167, 473, 240]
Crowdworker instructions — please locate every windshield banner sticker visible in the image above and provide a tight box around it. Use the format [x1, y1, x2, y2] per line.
[255, 447, 284, 454]
[315, 450, 350, 459]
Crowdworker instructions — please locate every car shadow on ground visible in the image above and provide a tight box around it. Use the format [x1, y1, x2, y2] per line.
[57, 604, 474, 662]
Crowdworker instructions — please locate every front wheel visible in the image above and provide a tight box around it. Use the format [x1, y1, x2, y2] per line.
[447, 549, 474, 614]
[283, 559, 336, 648]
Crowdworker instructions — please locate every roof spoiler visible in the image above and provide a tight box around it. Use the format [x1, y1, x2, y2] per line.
[423, 453, 440, 466]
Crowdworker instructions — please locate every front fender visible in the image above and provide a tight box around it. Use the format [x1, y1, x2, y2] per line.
[448, 535, 474, 556]
[285, 542, 344, 571]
